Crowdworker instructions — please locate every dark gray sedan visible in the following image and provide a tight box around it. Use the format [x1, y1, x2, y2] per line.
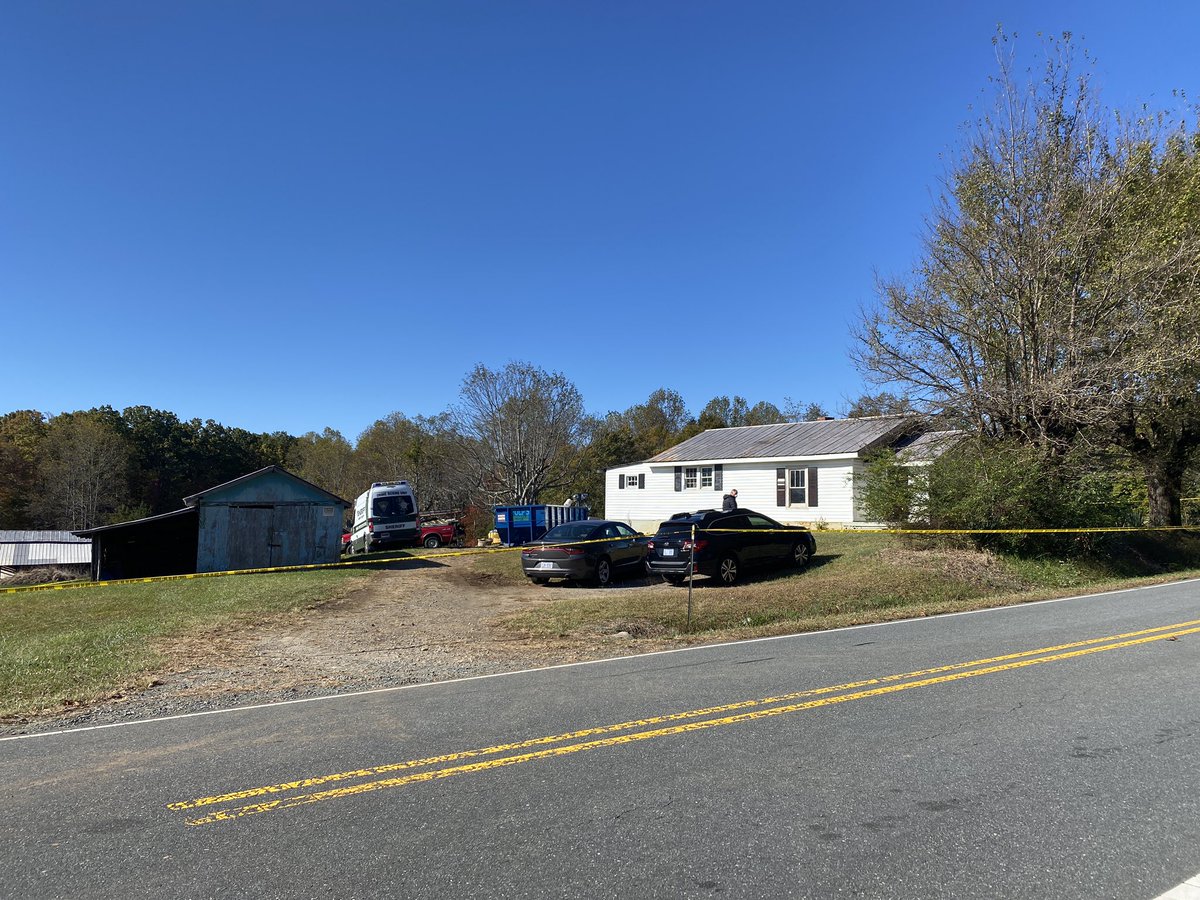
[520, 519, 649, 586]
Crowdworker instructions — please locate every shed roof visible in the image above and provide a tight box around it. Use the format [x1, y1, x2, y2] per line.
[183, 465, 349, 507]
[0, 531, 91, 567]
[73, 506, 198, 537]
[646, 416, 913, 463]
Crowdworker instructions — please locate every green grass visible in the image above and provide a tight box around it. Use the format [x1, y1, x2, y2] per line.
[0, 568, 369, 720]
[492, 531, 1200, 642]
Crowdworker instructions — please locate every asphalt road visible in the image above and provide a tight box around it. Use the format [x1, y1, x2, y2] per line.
[4, 579, 1200, 899]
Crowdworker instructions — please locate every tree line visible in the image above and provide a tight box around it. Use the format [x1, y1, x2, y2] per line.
[0, 366, 860, 532]
[9, 34, 1197, 533]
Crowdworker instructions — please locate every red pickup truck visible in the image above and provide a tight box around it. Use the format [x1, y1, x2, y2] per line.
[418, 520, 463, 549]
[342, 519, 463, 553]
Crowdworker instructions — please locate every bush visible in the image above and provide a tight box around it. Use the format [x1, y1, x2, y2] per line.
[860, 439, 1144, 554]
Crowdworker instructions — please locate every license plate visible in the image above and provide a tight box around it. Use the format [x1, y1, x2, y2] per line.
[663, 548, 675, 557]
[536, 562, 555, 570]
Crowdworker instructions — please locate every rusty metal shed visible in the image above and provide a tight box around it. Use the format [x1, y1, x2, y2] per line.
[75, 466, 349, 581]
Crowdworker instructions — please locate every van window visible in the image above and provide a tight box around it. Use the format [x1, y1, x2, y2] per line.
[373, 495, 413, 517]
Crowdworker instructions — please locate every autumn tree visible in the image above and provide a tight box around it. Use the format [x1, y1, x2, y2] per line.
[289, 427, 358, 502]
[454, 361, 586, 505]
[33, 412, 132, 529]
[1105, 120, 1200, 524]
[853, 31, 1200, 524]
[0, 410, 47, 528]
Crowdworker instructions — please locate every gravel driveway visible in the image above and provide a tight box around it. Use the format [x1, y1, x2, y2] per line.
[2, 555, 667, 737]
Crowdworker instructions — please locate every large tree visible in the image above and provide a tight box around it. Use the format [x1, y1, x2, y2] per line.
[288, 427, 358, 502]
[1106, 123, 1200, 524]
[854, 32, 1200, 524]
[354, 412, 473, 513]
[0, 410, 47, 528]
[454, 361, 586, 505]
[33, 412, 132, 530]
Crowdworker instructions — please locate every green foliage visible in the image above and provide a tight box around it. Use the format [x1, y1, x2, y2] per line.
[859, 439, 1146, 553]
[857, 450, 924, 527]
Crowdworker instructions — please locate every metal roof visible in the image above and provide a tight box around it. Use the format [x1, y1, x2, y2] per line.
[182, 465, 350, 507]
[894, 430, 966, 463]
[72, 506, 197, 536]
[646, 417, 914, 463]
[0, 531, 91, 567]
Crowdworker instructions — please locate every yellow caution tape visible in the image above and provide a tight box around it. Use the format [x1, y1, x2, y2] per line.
[5, 523, 1197, 595]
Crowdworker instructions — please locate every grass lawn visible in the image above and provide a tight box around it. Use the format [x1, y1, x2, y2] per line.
[482, 531, 1200, 642]
[0, 568, 370, 720]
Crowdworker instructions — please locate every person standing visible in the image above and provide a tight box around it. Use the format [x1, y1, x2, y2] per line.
[722, 488, 738, 512]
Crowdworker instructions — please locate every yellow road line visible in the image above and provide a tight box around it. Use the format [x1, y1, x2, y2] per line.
[173, 619, 1200, 826]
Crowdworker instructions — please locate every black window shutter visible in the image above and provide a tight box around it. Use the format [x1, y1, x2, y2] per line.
[674, 466, 682, 492]
[714, 464, 723, 491]
[776, 468, 786, 507]
[638, 473, 645, 489]
[618, 474, 626, 489]
[807, 467, 819, 507]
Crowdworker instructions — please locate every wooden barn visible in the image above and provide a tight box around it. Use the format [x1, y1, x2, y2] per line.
[75, 466, 349, 581]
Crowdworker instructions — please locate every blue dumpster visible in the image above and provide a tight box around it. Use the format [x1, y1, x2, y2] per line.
[493, 504, 591, 545]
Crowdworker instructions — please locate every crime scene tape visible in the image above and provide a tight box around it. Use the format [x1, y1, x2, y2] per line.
[3, 523, 1197, 595]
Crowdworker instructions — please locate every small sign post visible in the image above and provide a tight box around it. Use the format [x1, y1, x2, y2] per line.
[686, 523, 695, 632]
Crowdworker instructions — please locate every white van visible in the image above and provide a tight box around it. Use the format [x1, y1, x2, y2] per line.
[350, 481, 420, 554]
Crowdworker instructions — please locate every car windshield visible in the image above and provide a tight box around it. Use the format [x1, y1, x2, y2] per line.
[541, 522, 599, 542]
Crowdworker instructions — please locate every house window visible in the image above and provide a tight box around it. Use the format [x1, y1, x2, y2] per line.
[788, 469, 806, 506]
[684, 467, 698, 489]
[701, 466, 713, 488]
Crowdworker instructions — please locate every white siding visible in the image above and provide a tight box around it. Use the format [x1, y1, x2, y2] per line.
[605, 459, 863, 532]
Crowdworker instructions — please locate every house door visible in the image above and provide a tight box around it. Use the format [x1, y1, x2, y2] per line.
[226, 505, 277, 570]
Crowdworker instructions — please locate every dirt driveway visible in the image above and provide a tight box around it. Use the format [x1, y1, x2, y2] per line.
[7, 555, 672, 735]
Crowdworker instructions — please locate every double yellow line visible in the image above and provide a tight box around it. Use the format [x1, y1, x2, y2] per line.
[168, 617, 1200, 827]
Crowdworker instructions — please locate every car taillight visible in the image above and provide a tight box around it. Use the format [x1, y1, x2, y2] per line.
[682, 539, 708, 552]
[368, 519, 374, 533]
[646, 540, 654, 550]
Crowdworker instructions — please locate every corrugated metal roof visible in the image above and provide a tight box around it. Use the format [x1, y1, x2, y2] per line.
[895, 430, 966, 463]
[646, 417, 913, 463]
[0, 531, 91, 567]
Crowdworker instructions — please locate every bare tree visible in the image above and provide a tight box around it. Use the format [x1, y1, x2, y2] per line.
[34, 415, 131, 530]
[853, 31, 1200, 523]
[454, 361, 585, 505]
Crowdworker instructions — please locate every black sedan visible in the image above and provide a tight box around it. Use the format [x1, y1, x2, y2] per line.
[520, 519, 649, 587]
[645, 508, 815, 586]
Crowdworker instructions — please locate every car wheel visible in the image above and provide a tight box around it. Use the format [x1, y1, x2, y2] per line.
[595, 557, 613, 587]
[717, 554, 739, 586]
[424, 534, 441, 549]
[791, 540, 811, 569]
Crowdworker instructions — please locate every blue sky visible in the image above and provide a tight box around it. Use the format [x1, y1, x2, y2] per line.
[3, 1, 1197, 440]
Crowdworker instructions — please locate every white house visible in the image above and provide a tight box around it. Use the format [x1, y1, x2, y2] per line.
[604, 416, 934, 532]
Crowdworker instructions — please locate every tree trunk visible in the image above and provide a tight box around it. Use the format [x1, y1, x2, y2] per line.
[1143, 456, 1185, 527]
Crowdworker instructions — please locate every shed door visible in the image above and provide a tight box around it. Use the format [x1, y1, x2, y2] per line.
[226, 505, 277, 570]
